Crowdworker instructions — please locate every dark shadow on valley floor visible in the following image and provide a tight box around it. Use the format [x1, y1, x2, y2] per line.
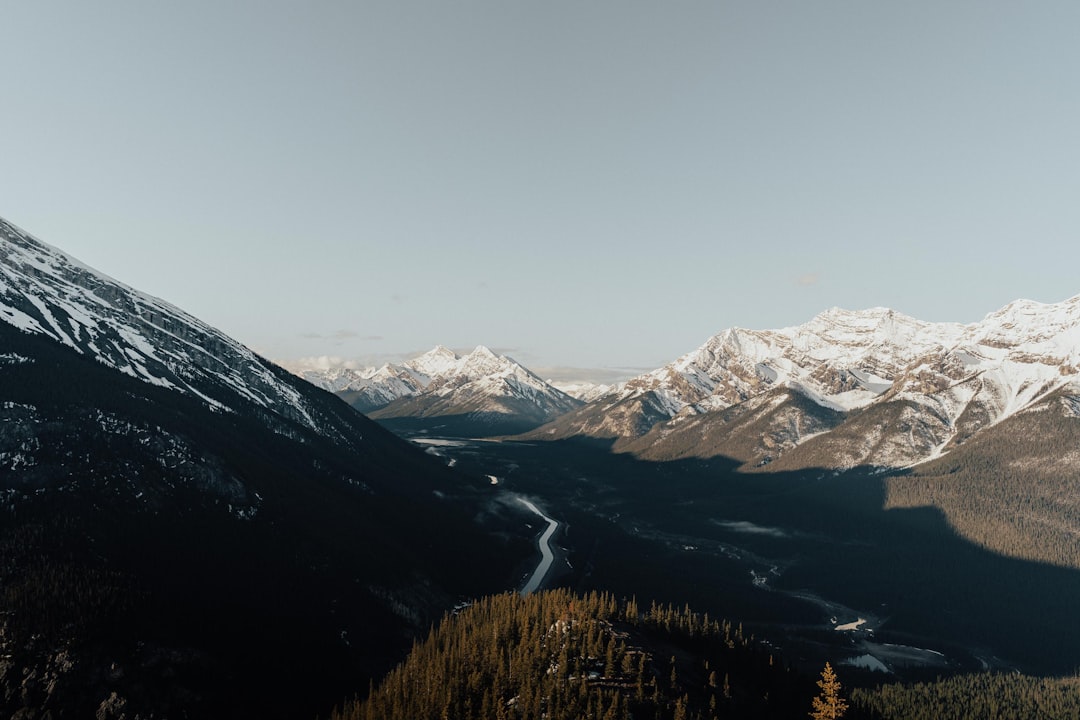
[433, 436, 1080, 681]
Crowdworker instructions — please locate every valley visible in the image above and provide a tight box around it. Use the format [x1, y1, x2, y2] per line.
[400, 430, 1080, 687]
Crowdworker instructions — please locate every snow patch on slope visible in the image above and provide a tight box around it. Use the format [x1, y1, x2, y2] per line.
[0, 217, 327, 435]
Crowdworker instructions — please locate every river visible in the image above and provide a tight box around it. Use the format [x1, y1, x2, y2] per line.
[517, 497, 560, 595]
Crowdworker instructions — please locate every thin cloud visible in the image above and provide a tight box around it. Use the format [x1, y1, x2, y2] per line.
[796, 272, 821, 287]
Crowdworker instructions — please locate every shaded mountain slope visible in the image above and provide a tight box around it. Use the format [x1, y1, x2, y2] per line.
[884, 386, 1080, 569]
[0, 220, 530, 718]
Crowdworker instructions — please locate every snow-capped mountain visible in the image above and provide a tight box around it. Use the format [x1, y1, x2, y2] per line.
[0, 216, 366, 444]
[0, 215, 528, 717]
[293, 347, 461, 413]
[528, 297, 1080, 469]
[300, 345, 583, 435]
[296, 363, 425, 413]
[371, 346, 583, 436]
[405, 344, 466, 378]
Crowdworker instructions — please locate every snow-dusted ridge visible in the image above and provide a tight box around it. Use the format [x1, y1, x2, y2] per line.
[299, 345, 583, 427]
[608, 298, 1080, 419]
[532, 295, 1080, 469]
[0, 217, 330, 434]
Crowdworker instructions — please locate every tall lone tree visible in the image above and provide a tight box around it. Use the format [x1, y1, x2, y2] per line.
[810, 662, 848, 720]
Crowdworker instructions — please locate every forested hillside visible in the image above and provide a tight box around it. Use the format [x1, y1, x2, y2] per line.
[330, 589, 865, 720]
[0, 324, 529, 719]
[327, 587, 1080, 720]
[886, 391, 1080, 569]
[853, 672, 1080, 719]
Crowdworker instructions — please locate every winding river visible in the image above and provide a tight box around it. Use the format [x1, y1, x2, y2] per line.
[517, 497, 560, 595]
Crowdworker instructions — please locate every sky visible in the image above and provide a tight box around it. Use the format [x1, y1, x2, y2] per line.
[3, 2, 1080, 383]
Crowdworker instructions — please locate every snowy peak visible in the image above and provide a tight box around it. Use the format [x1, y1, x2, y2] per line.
[794, 306, 948, 356]
[972, 295, 1080, 354]
[470, 344, 498, 359]
[455, 346, 538, 383]
[406, 344, 461, 379]
[455, 346, 508, 379]
[0, 217, 337, 433]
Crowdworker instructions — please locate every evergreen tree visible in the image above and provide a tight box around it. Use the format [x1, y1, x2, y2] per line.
[810, 662, 848, 720]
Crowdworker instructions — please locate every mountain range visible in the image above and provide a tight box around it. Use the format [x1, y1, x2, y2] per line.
[297, 345, 583, 436]
[300, 293, 1080, 476]
[515, 299, 1080, 470]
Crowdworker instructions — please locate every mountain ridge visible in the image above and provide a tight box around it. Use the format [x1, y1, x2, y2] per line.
[0, 216, 346, 439]
[298, 344, 583, 436]
[522, 294, 1080, 470]
[0, 215, 529, 718]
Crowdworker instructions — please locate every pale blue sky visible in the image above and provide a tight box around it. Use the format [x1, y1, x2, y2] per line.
[3, 2, 1079, 381]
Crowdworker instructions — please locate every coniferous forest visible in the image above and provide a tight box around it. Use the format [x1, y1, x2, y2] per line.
[328, 589, 1080, 720]
[330, 589, 840, 720]
[854, 672, 1080, 720]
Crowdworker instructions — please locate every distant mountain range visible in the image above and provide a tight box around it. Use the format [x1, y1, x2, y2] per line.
[297, 345, 583, 436]
[300, 295, 1080, 474]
